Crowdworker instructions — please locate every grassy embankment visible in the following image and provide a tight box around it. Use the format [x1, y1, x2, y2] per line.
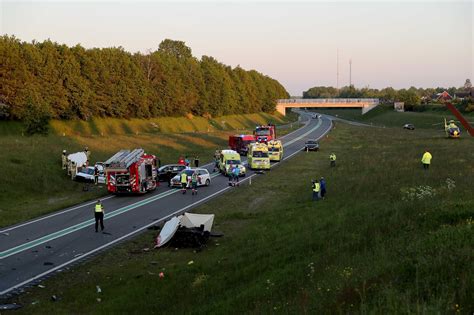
[316, 104, 474, 130]
[0, 112, 299, 228]
[12, 115, 473, 313]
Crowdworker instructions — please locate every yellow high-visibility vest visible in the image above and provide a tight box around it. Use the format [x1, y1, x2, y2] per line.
[313, 183, 320, 192]
[421, 152, 432, 164]
[180, 173, 188, 183]
[95, 204, 103, 213]
[330, 154, 336, 161]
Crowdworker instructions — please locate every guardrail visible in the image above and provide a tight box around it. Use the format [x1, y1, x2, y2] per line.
[277, 98, 380, 104]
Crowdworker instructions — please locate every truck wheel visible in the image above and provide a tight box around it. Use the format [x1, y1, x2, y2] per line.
[205, 179, 210, 186]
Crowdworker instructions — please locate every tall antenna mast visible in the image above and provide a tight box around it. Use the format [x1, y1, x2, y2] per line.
[336, 48, 339, 89]
[349, 59, 352, 87]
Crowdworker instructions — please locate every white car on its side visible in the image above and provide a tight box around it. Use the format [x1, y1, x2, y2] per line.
[170, 168, 211, 188]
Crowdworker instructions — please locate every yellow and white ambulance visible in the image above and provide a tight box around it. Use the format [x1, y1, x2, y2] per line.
[267, 140, 283, 162]
[247, 143, 270, 170]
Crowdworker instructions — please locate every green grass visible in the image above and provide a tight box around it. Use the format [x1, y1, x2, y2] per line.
[10, 121, 474, 313]
[316, 105, 474, 130]
[0, 112, 296, 228]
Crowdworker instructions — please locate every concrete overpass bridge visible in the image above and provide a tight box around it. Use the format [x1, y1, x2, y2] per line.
[276, 98, 380, 116]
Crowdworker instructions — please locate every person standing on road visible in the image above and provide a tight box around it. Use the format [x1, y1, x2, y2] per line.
[421, 150, 432, 170]
[185, 156, 190, 167]
[232, 165, 240, 186]
[84, 146, 90, 161]
[94, 200, 105, 232]
[319, 177, 326, 199]
[312, 179, 320, 201]
[180, 171, 188, 194]
[94, 165, 99, 185]
[194, 156, 199, 168]
[191, 171, 199, 195]
[329, 153, 337, 167]
[61, 150, 67, 170]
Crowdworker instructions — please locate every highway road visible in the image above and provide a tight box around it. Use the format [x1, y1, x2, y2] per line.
[0, 111, 332, 297]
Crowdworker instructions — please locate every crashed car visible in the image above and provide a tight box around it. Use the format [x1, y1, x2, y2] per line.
[303, 140, 320, 151]
[75, 165, 106, 184]
[170, 168, 211, 188]
[157, 164, 186, 185]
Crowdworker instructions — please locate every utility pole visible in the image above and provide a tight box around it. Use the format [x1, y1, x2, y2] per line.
[336, 48, 339, 90]
[349, 59, 352, 87]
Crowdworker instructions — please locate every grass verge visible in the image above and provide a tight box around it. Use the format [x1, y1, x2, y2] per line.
[0, 112, 296, 228]
[10, 121, 474, 313]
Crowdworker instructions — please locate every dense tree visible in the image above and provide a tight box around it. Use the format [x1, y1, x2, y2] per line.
[0, 36, 289, 120]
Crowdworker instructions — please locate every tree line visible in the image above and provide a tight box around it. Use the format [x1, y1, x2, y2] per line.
[0, 36, 289, 121]
[303, 81, 473, 111]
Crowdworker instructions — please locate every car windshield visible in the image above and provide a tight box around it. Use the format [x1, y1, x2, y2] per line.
[226, 160, 241, 165]
[268, 147, 280, 152]
[255, 129, 270, 136]
[253, 151, 268, 158]
[306, 141, 318, 145]
[80, 168, 94, 175]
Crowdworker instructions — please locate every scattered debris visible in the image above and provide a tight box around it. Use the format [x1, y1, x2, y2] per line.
[45, 245, 52, 249]
[96, 285, 102, 293]
[74, 253, 83, 258]
[43, 262, 54, 266]
[1, 232, 9, 236]
[51, 295, 58, 302]
[97, 298, 102, 303]
[38, 284, 45, 289]
[148, 271, 156, 275]
[142, 248, 150, 252]
[188, 260, 194, 265]
[159, 272, 164, 278]
[31, 301, 39, 305]
[0, 304, 22, 310]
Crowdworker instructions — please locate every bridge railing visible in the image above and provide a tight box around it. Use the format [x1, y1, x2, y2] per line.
[277, 98, 380, 104]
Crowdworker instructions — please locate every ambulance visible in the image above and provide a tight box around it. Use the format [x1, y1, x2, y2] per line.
[267, 140, 283, 162]
[218, 149, 247, 177]
[247, 143, 270, 170]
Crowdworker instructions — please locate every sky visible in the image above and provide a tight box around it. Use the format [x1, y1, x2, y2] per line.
[1, 0, 472, 96]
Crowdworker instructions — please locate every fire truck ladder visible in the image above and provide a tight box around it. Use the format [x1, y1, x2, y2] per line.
[105, 148, 145, 168]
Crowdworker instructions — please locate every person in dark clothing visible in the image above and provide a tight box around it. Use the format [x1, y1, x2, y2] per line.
[194, 156, 199, 168]
[319, 177, 326, 199]
[94, 200, 105, 232]
[94, 166, 99, 185]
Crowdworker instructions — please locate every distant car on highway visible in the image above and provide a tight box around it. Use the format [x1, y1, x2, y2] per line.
[170, 168, 211, 188]
[312, 114, 321, 119]
[403, 123, 415, 130]
[304, 140, 320, 151]
[157, 164, 186, 185]
[75, 165, 106, 184]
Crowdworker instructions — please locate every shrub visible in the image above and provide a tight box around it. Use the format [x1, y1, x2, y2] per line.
[22, 97, 51, 135]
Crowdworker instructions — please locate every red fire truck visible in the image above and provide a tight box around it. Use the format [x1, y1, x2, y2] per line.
[254, 124, 276, 143]
[105, 148, 158, 194]
[228, 134, 255, 155]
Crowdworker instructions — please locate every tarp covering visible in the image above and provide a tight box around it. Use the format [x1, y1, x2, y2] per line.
[67, 152, 88, 167]
[179, 213, 214, 232]
[155, 216, 180, 248]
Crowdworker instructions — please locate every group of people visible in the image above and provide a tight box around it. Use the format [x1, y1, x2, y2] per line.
[61, 147, 91, 180]
[178, 155, 200, 168]
[311, 177, 326, 201]
[180, 170, 201, 195]
[228, 163, 241, 186]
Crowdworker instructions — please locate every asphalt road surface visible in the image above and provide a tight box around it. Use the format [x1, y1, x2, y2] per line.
[0, 111, 332, 297]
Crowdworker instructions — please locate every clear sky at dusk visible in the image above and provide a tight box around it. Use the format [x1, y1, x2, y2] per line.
[1, 0, 472, 95]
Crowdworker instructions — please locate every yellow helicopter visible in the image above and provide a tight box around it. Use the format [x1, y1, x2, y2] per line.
[444, 118, 461, 138]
